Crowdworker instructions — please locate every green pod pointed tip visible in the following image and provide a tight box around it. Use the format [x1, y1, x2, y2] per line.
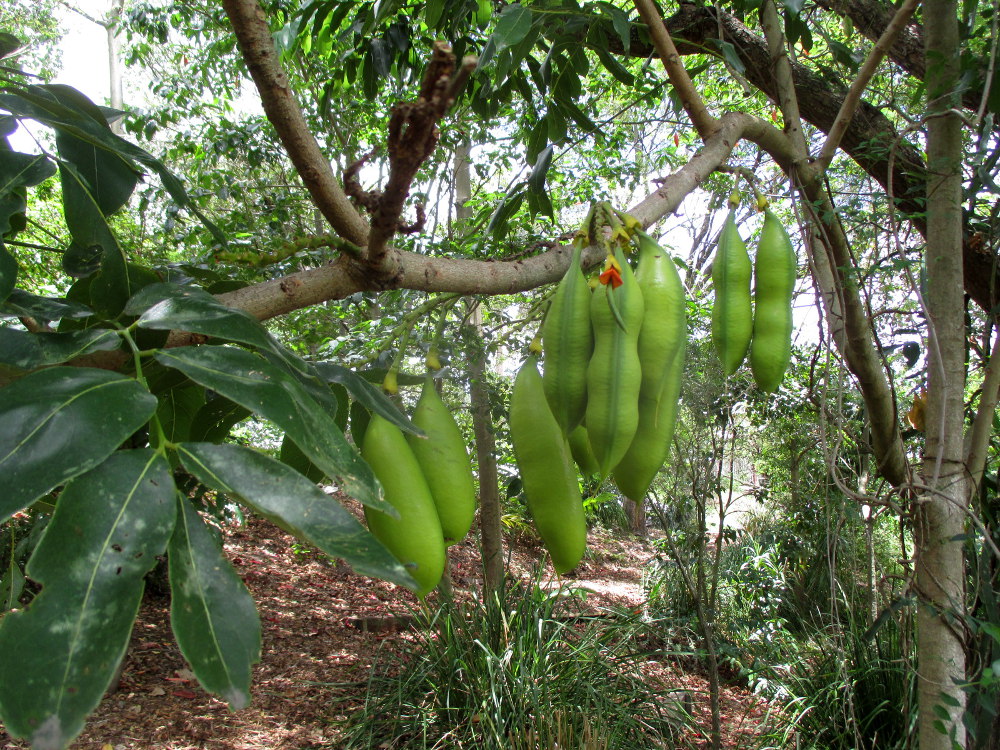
[361, 415, 446, 598]
[407, 378, 477, 545]
[711, 210, 753, 376]
[750, 209, 796, 393]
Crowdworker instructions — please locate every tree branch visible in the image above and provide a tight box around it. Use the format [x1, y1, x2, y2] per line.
[220, 0, 369, 246]
[632, 0, 719, 138]
[814, 0, 921, 173]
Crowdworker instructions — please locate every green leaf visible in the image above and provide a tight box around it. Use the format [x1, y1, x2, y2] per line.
[0, 557, 24, 610]
[492, 5, 532, 50]
[487, 188, 525, 238]
[0, 367, 157, 521]
[783, 0, 804, 16]
[56, 129, 139, 217]
[59, 160, 129, 312]
[156, 386, 206, 443]
[527, 144, 553, 192]
[279, 433, 325, 483]
[128, 282, 275, 350]
[155, 347, 384, 512]
[0, 450, 176, 750]
[312, 361, 421, 436]
[177, 442, 414, 587]
[0, 33, 21, 60]
[0, 327, 120, 372]
[0, 242, 14, 303]
[594, 43, 635, 86]
[188, 395, 251, 443]
[0, 289, 93, 321]
[0, 150, 56, 237]
[711, 39, 746, 76]
[169, 497, 260, 709]
[0, 86, 226, 246]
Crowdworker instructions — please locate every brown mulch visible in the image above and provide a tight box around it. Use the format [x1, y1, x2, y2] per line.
[0, 512, 772, 749]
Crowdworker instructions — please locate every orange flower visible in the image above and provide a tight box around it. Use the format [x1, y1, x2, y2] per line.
[599, 255, 623, 288]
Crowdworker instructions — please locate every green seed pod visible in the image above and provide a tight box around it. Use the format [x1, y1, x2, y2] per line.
[361, 414, 446, 598]
[568, 424, 600, 478]
[586, 246, 645, 479]
[510, 355, 587, 574]
[711, 210, 753, 375]
[750, 208, 796, 393]
[633, 230, 686, 401]
[613, 339, 685, 501]
[407, 377, 477, 544]
[541, 243, 594, 435]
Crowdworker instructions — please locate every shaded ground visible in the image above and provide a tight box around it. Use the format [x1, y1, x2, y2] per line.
[1, 510, 771, 749]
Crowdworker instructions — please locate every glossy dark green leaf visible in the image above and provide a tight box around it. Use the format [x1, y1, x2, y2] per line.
[0, 150, 56, 237]
[312, 361, 421, 436]
[0, 327, 120, 372]
[711, 39, 746, 76]
[0, 289, 93, 321]
[594, 43, 635, 86]
[169, 497, 260, 709]
[188, 395, 251, 443]
[56, 128, 139, 217]
[177, 442, 414, 588]
[156, 347, 383, 512]
[0, 242, 14, 303]
[127, 282, 275, 351]
[59, 160, 129, 312]
[487, 188, 525, 238]
[527, 144, 552, 192]
[0, 557, 24, 611]
[156, 386, 206, 443]
[279, 433, 325, 483]
[0, 450, 176, 750]
[0, 367, 157, 521]
[0, 86, 225, 245]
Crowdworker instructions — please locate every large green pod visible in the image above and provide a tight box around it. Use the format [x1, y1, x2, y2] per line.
[613, 339, 685, 501]
[361, 414, 446, 598]
[633, 231, 686, 399]
[541, 243, 594, 435]
[407, 377, 477, 544]
[510, 355, 586, 574]
[750, 209, 796, 393]
[711, 210, 752, 375]
[586, 246, 645, 479]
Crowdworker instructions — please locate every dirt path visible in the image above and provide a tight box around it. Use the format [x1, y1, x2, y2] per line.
[1, 515, 770, 749]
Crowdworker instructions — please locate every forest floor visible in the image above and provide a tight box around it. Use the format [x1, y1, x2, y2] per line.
[1, 505, 774, 750]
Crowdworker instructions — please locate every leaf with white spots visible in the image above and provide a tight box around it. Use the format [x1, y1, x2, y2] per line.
[176, 442, 414, 588]
[0, 367, 157, 521]
[0, 450, 176, 750]
[168, 496, 260, 709]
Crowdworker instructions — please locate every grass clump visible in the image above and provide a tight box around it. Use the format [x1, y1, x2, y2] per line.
[337, 578, 688, 749]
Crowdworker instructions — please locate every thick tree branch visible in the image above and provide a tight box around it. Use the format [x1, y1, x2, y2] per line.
[814, 0, 920, 173]
[221, 0, 368, 246]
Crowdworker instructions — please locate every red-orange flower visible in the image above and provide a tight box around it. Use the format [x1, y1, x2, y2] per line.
[599, 255, 623, 288]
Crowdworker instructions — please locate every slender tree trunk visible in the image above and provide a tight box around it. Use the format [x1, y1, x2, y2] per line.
[917, 2, 968, 747]
[106, 0, 124, 133]
[453, 137, 504, 595]
[623, 498, 646, 537]
[467, 321, 504, 595]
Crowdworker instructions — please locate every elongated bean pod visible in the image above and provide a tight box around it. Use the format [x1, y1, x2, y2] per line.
[750, 208, 796, 393]
[541, 243, 594, 435]
[711, 210, 752, 375]
[586, 246, 644, 479]
[362, 414, 446, 598]
[407, 376, 477, 544]
[613, 339, 685, 501]
[568, 424, 600, 478]
[633, 230, 686, 400]
[510, 355, 586, 574]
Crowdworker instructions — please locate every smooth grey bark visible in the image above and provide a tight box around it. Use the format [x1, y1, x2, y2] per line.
[917, 0, 968, 746]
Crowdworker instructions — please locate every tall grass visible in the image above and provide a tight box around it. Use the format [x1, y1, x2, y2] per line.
[337, 578, 689, 749]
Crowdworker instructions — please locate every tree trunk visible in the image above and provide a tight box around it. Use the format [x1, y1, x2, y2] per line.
[106, 0, 124, 134]
[623, 498, 646, 537]
[917, 1, 968, 747]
